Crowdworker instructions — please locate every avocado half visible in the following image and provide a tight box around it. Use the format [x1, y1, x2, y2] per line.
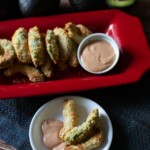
[106, 0, 136, 7]
[69, 0, 103, 11]
[19, 0, 60, 17]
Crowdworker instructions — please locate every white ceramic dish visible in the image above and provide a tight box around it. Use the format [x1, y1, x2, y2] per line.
[29, 96, 113, 150]
[77, 33, 120, 74]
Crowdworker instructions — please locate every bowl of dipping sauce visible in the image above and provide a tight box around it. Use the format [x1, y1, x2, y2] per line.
[77, 33, 120, 74]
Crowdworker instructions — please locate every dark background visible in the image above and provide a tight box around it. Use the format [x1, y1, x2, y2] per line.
[0, 0, 150, 150]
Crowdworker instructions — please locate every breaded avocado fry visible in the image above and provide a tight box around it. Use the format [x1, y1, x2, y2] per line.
[53, 27, 71, 64]
[28, 26, 45, 67]
[76, 24, 92, 36]
[59, 99, 79, 140]
[65, 128, 103, 150]
[68, 39, 79, 68]
[12, 27, 31, 63]
[45, 30, 59, 64]
[65, 145, 83, 150]
[65, 22, 84, 44]
[82, 128, 103, 150]
[0, 39, 16, 69]
[64, 109, 100, 145]
[40, 57, 53, 78]
[4, 62, 44, 82]
[65, 22, 92, 44]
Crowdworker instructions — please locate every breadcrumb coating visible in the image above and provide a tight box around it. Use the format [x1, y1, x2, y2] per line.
[64, 109, 100, 145]
[59, 99, 79, 141]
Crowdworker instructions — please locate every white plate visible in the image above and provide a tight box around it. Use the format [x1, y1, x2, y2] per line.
[29, 96, 113, 150]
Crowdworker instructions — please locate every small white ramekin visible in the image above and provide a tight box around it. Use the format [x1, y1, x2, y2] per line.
[77, 33, 120, 74]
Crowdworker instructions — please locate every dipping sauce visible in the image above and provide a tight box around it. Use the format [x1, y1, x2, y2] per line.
[81, 40, 116, 72]
[41, 119, 67, 150]
[53, 142, 67, 150]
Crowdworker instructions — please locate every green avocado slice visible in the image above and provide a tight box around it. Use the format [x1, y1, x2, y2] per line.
[106, 0, 136, 7]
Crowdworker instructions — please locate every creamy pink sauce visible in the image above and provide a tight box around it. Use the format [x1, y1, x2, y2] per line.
[53, 142, 67, 150]
[41, 119, 67, 150]
[81, 40, 116, 72]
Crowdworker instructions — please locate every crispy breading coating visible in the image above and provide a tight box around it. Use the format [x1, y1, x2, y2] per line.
[64, 109, 100, 145]
[40, 57, 53, 78]
[82, 128, 103, 150]
[28, 26, 45, 67]
[65, 145, 83, 150]
[45, 30, 59, 64]
[12, 27, 31, 63]
[65, 22, 84, 44]
[4, 63, 44, 82]
[53, 27, 71, 64]
[68, 39, 79, 68]
[0, 39, 16, 69]
[59, 99, 79, 141]
[65, 128, 103, 150]
[76, 24, 92, 36]
[65, 22, 92, 44]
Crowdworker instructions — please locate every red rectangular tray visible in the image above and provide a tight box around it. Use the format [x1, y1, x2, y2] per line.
[0, 10, 150, 99]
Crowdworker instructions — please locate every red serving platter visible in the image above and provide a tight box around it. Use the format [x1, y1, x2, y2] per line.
[0, 9, 150, 99]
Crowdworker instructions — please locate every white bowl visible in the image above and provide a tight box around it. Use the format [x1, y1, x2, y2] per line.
[29, 96, 113, 150]
[77, 33, 120, 74]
